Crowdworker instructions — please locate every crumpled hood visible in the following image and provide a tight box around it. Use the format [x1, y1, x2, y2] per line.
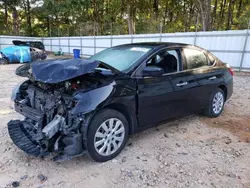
[31, 58, 100, 83]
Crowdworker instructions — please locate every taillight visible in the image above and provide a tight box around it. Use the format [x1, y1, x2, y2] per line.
[226, 64, 234, 76]
[228, 67, 234, 76]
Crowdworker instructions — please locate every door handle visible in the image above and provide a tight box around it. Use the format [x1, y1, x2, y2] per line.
[208, 76, 216, 80]
[176, 82, 188, 87]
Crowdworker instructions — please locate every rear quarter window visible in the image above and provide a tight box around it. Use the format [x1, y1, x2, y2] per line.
[207, 53, 217, 66]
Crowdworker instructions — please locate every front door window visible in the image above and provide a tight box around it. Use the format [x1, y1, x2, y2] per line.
[146, 49, 179, 74]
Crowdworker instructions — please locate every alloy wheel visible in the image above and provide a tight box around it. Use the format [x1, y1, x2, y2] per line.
[212, 91, 224, 114]
[94, 118, 125, 156]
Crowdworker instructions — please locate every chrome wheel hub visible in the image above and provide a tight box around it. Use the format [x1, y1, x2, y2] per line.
[212, 92, 224, 114]
[94, 118, 125, 156]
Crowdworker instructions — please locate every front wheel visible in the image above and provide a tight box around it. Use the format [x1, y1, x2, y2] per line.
[87, 109, 129, 162]
[204, 88, 225, 117]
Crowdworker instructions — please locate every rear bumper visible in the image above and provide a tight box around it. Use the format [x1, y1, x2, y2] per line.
[225, 78, 233, 101]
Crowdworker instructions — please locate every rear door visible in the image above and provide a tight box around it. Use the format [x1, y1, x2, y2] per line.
[182, 48, 224, 112]
[135, 48, 190, 127]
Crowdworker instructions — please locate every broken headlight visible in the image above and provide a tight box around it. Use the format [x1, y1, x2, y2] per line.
[11, 81, 26, 101]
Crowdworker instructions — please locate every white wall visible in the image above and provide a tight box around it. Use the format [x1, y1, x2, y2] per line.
[1, 30, 249, 70]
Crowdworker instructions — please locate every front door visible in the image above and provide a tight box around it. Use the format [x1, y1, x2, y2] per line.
[135, 48, 190, 127]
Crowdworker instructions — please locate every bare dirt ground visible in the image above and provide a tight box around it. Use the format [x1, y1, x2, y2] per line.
[0, 64, 249, 188]
[46, 52, 73, 59]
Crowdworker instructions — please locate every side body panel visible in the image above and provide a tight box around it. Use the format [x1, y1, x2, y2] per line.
[134, 46, 191, 127]
[71, 44, 233, 135]
[181, 46, 229, 112]
[187, 67, 224, 112]
[72, 76, 138, 134]
[137, 71, 189, 127]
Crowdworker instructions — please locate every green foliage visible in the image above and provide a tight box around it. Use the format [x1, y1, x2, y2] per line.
[0, 0, 250, 36]
[237, 4, 250, 29]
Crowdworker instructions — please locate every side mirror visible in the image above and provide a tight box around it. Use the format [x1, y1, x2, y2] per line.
[142, 66, 164, 77]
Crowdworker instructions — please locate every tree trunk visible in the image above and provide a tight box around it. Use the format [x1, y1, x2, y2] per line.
[47, 17, 50, 37]
[217, 0, 226, 30]
[153, 0, 159, 20]
[237, 0, 243, 18]
[131, 0, 136, 33]
[221, 0, 226, 22]
[163, 0, 168, 27]
[231, 0, 235, 25]
[26, 0, 32, 36]
[4, 0, 8, 33]
[169, 12, 173, 22]
[211, 0, 218, 29]
[205, 0, 211, 31]
[190, 4, 195, 31]
[12, 7, 19, 35]
[127, 4, 134, 34]
[226, 0, 234, 30]
[184, 1, 187, 32]
[197, 0, 211, 31]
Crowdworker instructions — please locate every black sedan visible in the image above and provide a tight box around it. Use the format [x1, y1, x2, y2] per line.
[8, 43, 233, 162]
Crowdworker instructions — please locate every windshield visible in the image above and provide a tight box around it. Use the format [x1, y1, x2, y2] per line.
[89, 46, 151, 72]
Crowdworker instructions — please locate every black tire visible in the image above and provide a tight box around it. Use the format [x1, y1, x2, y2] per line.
[204, 88, 225, 118]
[41, 53, 47, 60]
[86, 109, 129, 162]
[0, 58, 9, 65]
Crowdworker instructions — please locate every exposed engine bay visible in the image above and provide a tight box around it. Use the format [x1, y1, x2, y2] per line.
[8, 59, 115, 161]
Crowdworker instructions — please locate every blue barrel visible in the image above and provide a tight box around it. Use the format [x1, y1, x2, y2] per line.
[73, 49, 81, 58]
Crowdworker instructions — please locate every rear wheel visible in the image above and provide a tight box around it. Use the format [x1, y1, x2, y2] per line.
[204, 88, 225, 117]
[87, 109, 129, 162]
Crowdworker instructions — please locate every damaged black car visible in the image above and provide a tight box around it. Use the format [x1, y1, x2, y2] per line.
[8, 43, 233, 162]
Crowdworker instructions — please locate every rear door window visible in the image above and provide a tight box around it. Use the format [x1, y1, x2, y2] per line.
[183, 48, 208, 69]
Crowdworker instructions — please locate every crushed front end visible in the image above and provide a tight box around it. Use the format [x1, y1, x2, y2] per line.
[8, 59, 115, 161]
[8, 80, 87, 161]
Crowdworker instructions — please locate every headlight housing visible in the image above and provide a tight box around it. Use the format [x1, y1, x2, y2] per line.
[11, 81, 25, 101]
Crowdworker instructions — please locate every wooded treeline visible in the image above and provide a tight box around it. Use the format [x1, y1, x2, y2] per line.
[0, 0, 250, 36]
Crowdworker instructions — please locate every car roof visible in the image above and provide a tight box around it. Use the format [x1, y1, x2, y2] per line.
[115, 42, 193, 49]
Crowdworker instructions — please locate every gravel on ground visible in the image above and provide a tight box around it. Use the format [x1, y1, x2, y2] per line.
[0, 64, 249, 188]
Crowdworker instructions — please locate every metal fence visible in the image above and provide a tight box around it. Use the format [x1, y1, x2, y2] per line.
[0, 30, 250, 71]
